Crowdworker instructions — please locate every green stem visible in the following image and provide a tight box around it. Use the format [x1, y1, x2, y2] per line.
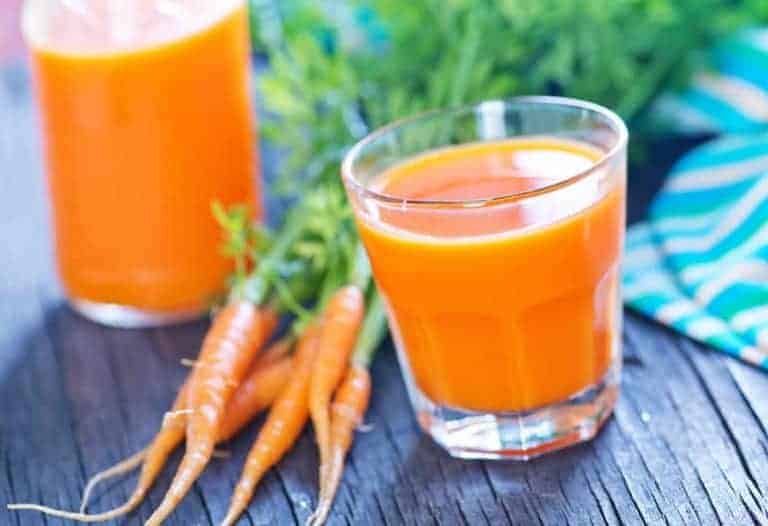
[235, 255, 246, 283]
[266, 207, 307, 264]
[273, 277, 313, 322]
[231, 207, 307, 305]
[316, 249, 344, 311]
[315, 241, 371, 312]
[289, 309, 318, 338]
[352, 291, 388, 368]
[350, 242, 372, 290]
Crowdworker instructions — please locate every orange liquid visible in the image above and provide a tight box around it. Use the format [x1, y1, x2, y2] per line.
[357, 139, 625, 412]
[27, 1, 258, 311]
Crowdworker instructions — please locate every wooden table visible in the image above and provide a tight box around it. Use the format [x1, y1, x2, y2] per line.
[2, 59, 768, 526]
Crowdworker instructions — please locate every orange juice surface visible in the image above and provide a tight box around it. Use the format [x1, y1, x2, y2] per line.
[357, 139, 624, 412]
[26, 1, 258, 311]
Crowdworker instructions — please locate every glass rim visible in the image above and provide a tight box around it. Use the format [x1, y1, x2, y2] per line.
[341, 96, 628, 208]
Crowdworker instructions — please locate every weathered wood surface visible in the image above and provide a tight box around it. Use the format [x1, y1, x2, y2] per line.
[1, 61, 768, 526]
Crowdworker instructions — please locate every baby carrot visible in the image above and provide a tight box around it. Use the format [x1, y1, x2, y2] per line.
[245, 336, 293, 368]
[145, 302, 275, 525]
[77, 336, 291, 514]
[221, 323, 321, 526]
[8, 201, 316, 524]
[217, 343, 294, 442]
[7, 375, 191, 523]
[106, 318, 279, 520]
[309, 285, 365, 492]
[80, 313, 279, 514]
[6, 342, 291, 523]
[309, 292, 387, 526]
[308, 365, 371, 526]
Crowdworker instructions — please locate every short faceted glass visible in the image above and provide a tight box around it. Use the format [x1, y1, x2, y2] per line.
[342, 97, 628, 459]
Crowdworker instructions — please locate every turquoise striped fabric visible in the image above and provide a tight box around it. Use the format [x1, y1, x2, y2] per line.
[651, 29, 768, 134]
[624, 30, 768, 369]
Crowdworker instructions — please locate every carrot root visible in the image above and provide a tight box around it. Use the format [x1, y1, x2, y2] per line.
[80, 350, 289, 519]
[145, 302, 273, 526]
[7, 385, 190, 523]
[6, 503, 134, 523]
[253, 336, 294, 367]
[221, 325, 320, 526]
[10, 315, 286, 525]
[79, 448, 147, 512]
[217, 351, 294, 443]
[309, 364, 371, 526]
[306, 449, 345, 526]
[309, 286, 365, 492]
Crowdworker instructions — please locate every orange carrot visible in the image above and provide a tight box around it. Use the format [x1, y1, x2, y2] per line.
[246, 336, 293, 369]
[217, 345, 294, 442]
[145, 301, 274, 525]
[81, 315, 282, 515]
[308, 290, 386, 526]
[76, 337, 291, 515]
[309, 285, 365, 492]
[221, 324, 321, 526]
[7, 375, 191, 523]
[308, 364, 371, 526]
[6, 345, 291, 523]
[134, 307, 276, 520]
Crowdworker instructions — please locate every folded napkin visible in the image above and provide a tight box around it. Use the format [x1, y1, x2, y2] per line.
[624, 30, 768, 369]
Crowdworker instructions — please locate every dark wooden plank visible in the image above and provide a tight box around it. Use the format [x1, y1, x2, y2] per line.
[624, 316, 763, 525]
[726, 361, 768, 438]
[2, 57, 768, 526]
[681, 340, 768, 522]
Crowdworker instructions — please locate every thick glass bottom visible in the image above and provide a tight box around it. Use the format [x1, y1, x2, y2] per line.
[410, 364, 620, 460]
[70, 299, 205, 328]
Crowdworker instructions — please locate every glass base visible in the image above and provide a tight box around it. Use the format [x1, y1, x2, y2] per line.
[412, 366, 619, 460]
[70, 299, 205, 328]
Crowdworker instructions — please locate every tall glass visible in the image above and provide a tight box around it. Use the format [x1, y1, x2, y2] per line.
[343, 97, 627, 459]
[22, 0, 260, 327]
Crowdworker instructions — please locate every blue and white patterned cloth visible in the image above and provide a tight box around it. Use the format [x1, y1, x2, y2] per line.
[624, 30, 768, 369]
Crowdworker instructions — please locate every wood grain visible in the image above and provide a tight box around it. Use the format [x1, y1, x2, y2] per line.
[1, 62, 766, 525]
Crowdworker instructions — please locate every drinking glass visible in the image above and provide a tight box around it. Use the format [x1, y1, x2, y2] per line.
[22, 0, 259, 327]
[342, 97, 627, 459]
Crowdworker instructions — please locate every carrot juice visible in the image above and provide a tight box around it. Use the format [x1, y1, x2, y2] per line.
[23, 0, 258, 324]
[344, 99, 627, 458]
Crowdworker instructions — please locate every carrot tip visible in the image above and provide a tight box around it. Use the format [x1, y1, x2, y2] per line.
[7, 501, 136, 523]
[79, 448, 147, 512]
[221, 510, 241, 526]
[306, 504, 332, 526]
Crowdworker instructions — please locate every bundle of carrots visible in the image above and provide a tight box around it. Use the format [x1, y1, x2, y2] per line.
[8, 187, 388, 525]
